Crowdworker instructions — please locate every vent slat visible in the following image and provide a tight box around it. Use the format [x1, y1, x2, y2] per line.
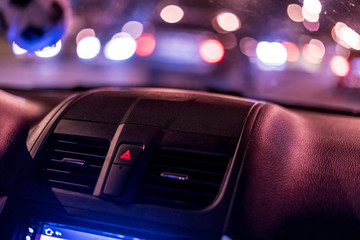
[158, 153, 228, 166]
[57, 139, 109, 150]
[137, 149, 231, 209]
[147, 174, 221, 188]
[150, 163, 224, 177]
[44, 168, 99, 180]
[52, 149, 106, 160]
[37, 134, 110, 194]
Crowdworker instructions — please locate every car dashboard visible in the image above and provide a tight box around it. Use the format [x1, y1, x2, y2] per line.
[0, 88, 360, 240]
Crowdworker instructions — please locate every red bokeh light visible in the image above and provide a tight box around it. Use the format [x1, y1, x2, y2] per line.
[136, 34, 156, 57]
[330, 56, 350, 77]
[199, 39, 225, 64]
[282, 41, 300, 62]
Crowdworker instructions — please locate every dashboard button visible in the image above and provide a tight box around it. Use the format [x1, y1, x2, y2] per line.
[114, 144, 142, 165]
[103, 164, 131, 196]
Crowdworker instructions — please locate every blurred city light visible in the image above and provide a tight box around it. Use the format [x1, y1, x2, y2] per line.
[216, 11, 241, 32]
[303, 0, 322, 15]
[341, 27, 360, 49]
[330, 56, 350, 77]
[160, 5, 184, 24]
[35, 40, 62, 58]
[256, 41, 287, 66]
[76, 28, 96, 44]
[302, 39, 325, 64]
[136, 33, 156, 57]
[333, 22, 360, 50]
[287, 4, 304, 22]
[76, 37, 101, 60]
[239, 37, 257, 57]
[104, 34, 136, 61]
[334, 22, 347, 38]
[199, 39, 225, 63]
[302, 7, 319, 22]
[122, 21, 144, 39]
[281, 42, 300, 62]
[303, 20, 320, 32]
[219, 33, 237, 50]
[12, 42, 27, 55]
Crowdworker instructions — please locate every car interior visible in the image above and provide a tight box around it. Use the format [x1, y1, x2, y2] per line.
[1, 0, 360, 239]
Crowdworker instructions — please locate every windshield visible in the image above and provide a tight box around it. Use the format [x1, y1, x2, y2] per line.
[0, 0, 360, 112]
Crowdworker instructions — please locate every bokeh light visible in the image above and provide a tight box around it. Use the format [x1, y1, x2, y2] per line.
[239, 37, 257, 57]
[341, 27, 360, 49]
[256, 41, 287, 66]
[303, 0, 322, 15]
[136, 33, 156, 57]
[104, 34, 136, 61]
[216, 11, 241, 32]
[333, 22, 360, 50]
[76, 28, 96, 45]
[281, 42, 300, 62]
[302, 7, 319, 23]
[160, 5, 184, 24]
[199, 39, 225, 63]
[302, 39, 325, 64]
[287, 4, 304, 22]
[35, 40, 62, 58]
[330, 56, 350, 77]
[303, 20, 320, 32]
[219, 33, 237, 50]
[76, 37, 101, 60]
[12, 42, 27, 55]
[122, 21, 144, 39]
[334, 22, 347, 38]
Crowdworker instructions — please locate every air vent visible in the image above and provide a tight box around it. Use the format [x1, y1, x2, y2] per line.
[136, 149, 231, 209]
[37, 134, 110, 194]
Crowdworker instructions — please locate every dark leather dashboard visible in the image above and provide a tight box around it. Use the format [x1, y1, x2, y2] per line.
[0, 88, 359, 239]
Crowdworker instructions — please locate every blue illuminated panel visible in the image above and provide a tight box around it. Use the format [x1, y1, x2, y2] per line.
[33, 222, 145, 240]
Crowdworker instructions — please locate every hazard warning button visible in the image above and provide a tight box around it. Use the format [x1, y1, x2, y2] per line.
[114, 144, 143, 165]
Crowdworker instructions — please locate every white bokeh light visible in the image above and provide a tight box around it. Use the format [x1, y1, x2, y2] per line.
[122, 21, 144, 39]
[256, 41, 287, 66]
[342, 27, 360, 49]
[35, 40, 62, 58]
[104, 35, 136, 61]
[333, 22, 360, 50]
[302, 7, 319, 22]
[12, 42, 27, 55]
[76, 37, 101, 60]
[216, 11, 241, 32]
[160, 5, 184, 23]
[303, 0, 322, 15]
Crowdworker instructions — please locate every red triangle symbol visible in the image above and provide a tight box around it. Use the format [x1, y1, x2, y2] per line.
[120, 150, 131, 160]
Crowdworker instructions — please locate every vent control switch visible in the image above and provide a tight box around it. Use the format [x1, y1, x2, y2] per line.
[103, 165, 132, 196]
